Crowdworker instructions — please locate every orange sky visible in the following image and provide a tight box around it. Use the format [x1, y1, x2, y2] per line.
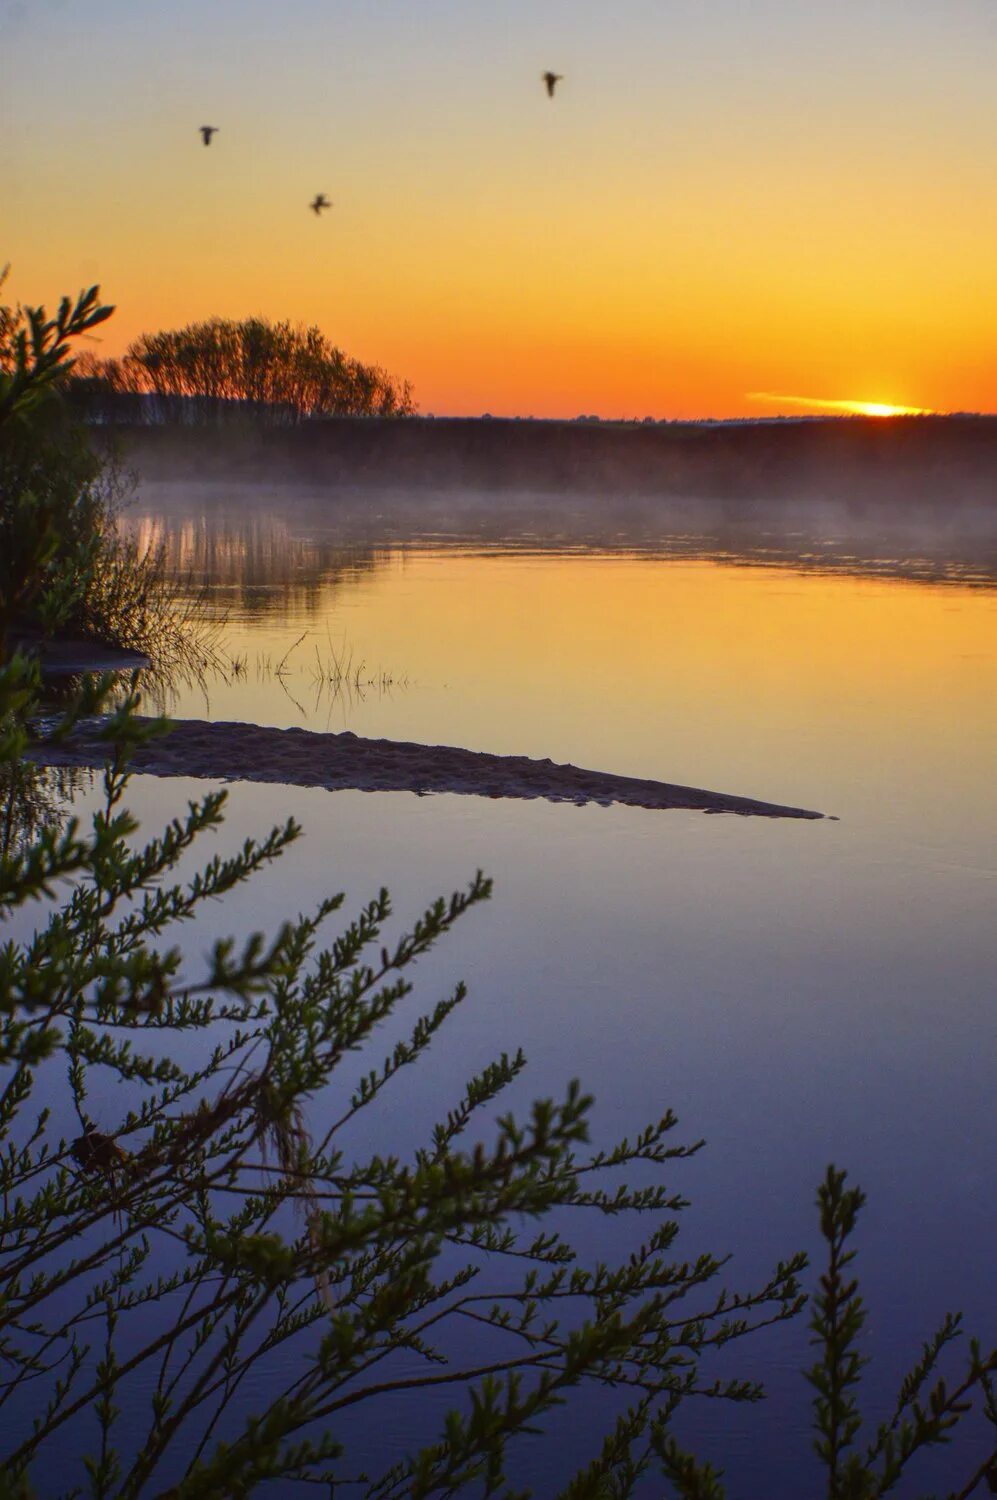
[3, 0, 996, 417]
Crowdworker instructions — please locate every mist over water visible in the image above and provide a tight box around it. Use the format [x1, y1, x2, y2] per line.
[134, 479, 997, 584]
[123, 414, 997, 599]
[70, 448, 997, 1492]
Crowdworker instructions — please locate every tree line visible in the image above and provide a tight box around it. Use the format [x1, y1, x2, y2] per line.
[67, 315, 415, 424]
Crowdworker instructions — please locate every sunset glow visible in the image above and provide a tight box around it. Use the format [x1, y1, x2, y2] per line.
[3, 0, 996, 417]
[748, 393, 936, 418]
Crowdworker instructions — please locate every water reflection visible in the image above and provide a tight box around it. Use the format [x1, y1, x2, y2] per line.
[130, 511, 387, 622]
[127, 480, 997, 605]
[118, 546, 996, 848]
[0, 762, 93, 857]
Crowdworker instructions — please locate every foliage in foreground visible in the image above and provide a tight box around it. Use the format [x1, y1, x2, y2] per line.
[0, 274, 215, 675]
[1, 653, 811, 1496]
[804, 1167, 996, 1500]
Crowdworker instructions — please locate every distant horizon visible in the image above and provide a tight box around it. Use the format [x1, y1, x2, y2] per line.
[72, 383, 997, 425]
[400, 408, 997, 424]
[400, 406, 997, 424]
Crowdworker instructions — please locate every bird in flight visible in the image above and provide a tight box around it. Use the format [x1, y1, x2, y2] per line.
[542, 71, 563, 98]
[310, 194, 332, 216]
[199, 125, 218, 146]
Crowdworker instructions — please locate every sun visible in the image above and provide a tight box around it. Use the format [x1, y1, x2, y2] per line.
[839, 400, 930, 418]
[748, 393, 935, 418]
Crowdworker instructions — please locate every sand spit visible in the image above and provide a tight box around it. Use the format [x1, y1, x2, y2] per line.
[30, 716, 823, 819]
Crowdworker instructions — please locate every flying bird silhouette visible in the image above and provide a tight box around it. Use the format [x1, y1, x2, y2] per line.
[542, 71, 563, 98]
[310, 194, 332, 216]
[199, 125, 218, 146]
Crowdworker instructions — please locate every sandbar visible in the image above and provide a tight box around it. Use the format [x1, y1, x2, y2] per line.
[29, 716, 823, 819]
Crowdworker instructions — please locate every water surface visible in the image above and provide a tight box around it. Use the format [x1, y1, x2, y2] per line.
[76, 484, 997, 1490]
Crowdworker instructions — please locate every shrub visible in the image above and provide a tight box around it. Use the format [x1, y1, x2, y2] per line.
[805, 1167, 996, 1500]
[0, 277, 216, 677]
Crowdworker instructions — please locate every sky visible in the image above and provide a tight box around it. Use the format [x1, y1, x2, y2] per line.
[3, 0, 996, 418]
